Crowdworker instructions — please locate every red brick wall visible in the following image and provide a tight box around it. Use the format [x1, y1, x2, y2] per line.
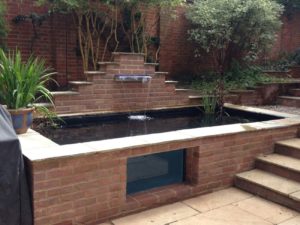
[5, 1, 300, 85]
[27, 124, 299, 225]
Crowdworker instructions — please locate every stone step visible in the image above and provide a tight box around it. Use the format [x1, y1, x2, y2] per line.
[51, 91, 79, 97]
[84, 71, 106, 76]
[165, 80, 178, 85]
[155, 72, 168, 76]
[256, 154, 300, 182]
[235, 169, 300, 212]
[69, 81, 93, 86]
[277, 96, 300, 107]
[289, 89, 300, 97]
[275, 138, 300, 159]
[33, 102, 53, 109]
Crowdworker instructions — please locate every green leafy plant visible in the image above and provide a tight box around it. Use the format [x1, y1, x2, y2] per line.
[186, 0, 283, 114]
[0, 49, 56, 111]
[202, 94, 217, 115]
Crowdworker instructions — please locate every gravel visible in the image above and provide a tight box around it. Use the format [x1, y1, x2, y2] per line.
[257, 105, 300, 115]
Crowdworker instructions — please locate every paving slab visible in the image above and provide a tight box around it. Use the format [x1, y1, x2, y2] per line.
[233, 196, 298, 224]
[182, 188, 252, 213]
[112, 202, 198, 225]
[171, 205, 272, 225]
[278, 216, 300, 225]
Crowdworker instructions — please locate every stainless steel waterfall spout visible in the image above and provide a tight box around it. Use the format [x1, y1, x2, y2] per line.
[114, 74, 152, 83]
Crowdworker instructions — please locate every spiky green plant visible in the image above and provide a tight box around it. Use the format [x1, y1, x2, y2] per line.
[0, 49, 56, 112]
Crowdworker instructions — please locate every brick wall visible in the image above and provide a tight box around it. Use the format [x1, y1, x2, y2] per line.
[5, 1, 300, 86]
[27, 124, 299, 225]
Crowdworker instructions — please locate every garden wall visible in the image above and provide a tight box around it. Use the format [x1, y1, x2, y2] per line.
[25, 121, 300, 225]
[5, 1, 300, 86]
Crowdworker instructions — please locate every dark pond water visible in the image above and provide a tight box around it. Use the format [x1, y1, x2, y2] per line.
[34, 107, 281, 145]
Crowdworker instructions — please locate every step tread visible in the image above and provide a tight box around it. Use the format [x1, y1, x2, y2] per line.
[236, 169, 300, 197]
[175, 89, 191, 92]
[51, 91, 79, 96]
[278, 96, 300, 100]
[84, 71, 106, 75]
[33, 102, 53, 108]
[165, 80, 178, 84]
[276, 138, 300, 150]
[69, 81, 93, 85]
[257, 154, 300, 172]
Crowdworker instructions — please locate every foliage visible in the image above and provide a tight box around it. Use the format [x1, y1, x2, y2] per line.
[191, 63, 287, 94]
[261, 49, 300, 71]
[186, 0, 283, 73]
[0, 49, 56, 111]
[0, 1, 7, 48]
[202, 94, 217, 114]
[37, 0, 182, 71]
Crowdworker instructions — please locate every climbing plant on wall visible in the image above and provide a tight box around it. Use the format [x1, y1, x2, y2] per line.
[37, 0, 182, 71]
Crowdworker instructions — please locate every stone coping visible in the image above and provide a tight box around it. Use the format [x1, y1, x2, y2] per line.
[20, 104, 300, 162]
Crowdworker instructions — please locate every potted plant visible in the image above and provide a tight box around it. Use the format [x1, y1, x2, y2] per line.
[0, 49, 56, 134]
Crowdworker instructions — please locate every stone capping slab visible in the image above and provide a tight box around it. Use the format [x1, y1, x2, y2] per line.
[21, 104, 300, 162]
[98, 62, 119, 65]
[51, 91, 79, 96]
[112, 52, 145, 56]
[84, 71, 106, 75]
[69, 81, 93, 85]
[224, 103, 299, 119]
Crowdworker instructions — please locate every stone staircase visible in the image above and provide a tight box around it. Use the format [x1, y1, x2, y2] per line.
[235, 138, 300, 212]
[278, 86, 300, 107]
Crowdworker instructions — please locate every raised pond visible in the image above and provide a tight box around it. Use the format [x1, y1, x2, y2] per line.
[35, 106, 281, 145]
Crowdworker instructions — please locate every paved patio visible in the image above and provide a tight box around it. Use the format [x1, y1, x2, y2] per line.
[100, 188, 300, 225]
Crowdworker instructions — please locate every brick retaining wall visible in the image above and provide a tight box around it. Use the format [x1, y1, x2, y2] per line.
[24, 121, 300, 225]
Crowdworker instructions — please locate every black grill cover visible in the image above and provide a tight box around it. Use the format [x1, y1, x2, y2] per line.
[0, 105, 32, 225]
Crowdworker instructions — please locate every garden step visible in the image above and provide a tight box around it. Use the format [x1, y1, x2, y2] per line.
[69, 81, 93, 86]
[33, 102, 53, 109]
[144, 63, 159, 67]
[165, 80, 178, 85]
[97, 62, 119, 66]
[84, 71, 106, 76]
[277, 96, 300, 107]
[235, 169, 300, 212]
[275, 138, 300, 159]
[51, 91, 79, 97]
[256, 154, 300, 182]
[289, 89, 300, 97]
[155, 71, 168, 76]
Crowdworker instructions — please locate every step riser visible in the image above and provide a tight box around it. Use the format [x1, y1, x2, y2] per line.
[289, 89, 300, 97]
[235, 178, 300, 212]
[275, 145, 300, 159]
[256, 160, 300, 182]
[278, 98, 300, 107]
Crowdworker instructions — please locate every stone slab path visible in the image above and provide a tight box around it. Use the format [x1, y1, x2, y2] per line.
[99, 188, 299, 225]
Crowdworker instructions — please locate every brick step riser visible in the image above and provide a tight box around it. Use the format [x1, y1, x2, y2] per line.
[277, 98, 300, 107]
[235, 178, 300, 212]
[275, 145, 300, 159]
[255, 160, 300, 182]
[288, 89, 300, 97]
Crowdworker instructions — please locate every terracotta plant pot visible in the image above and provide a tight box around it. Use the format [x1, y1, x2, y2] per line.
[8, 108, 34, 134]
